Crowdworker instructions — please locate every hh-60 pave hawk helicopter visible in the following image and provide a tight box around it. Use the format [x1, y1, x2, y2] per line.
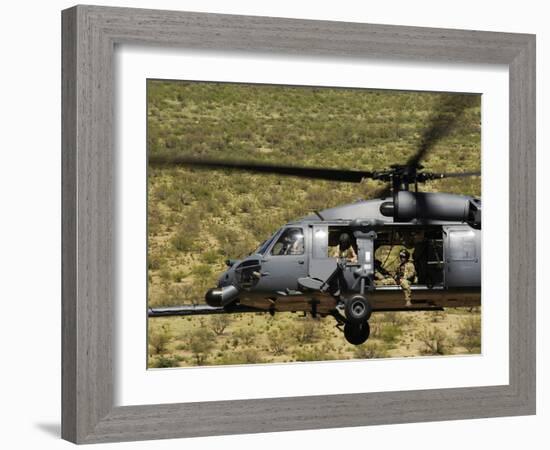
[148, 96, 481, 346]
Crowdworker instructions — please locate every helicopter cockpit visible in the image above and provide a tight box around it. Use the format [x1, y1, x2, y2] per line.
[270, 228, 305, 256]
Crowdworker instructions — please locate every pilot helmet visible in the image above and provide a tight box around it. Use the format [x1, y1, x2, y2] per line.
[339, 232, 351, 249]
[285, 228, 301, 242]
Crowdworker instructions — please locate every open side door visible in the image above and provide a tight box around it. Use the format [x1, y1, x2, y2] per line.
[308, 224, 338, 281]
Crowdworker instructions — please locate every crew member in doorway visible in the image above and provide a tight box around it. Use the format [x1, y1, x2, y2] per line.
[329, 232, 358, 263]
[395, 249, 416, 307]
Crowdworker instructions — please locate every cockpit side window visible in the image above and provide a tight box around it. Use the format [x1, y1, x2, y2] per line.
[255, 232, 277, 255]
[270, 227, 305, 256]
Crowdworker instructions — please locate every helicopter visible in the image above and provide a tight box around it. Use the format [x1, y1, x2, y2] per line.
[148, 96, 481, 346]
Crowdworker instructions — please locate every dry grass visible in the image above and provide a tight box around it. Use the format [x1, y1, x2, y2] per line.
[148, 308, 481, 368]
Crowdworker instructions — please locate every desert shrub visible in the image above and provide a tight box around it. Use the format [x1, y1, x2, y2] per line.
[148, 325, 172, 355]
[368, 314, 384, 338]
[292, 318, 322, 344]
[239, 349, 265, 364]
[171, 269, 187, 282]
[217, 352, 242, 365]
[148, 256, 162, 271]
[153, 283, 199, 307]
[456, 316, 481, 353]
[219, 348, 264, 365]
[185, 327, 215, 365]
[381, 311, 411, 327]
[417, 327, 450, 355]
[237, 196, 258, 214]
[150, 355, 179, 368]
[201, 249, 221, 264]
[380, 325, 402, 344]
[158, 267, 171, 282]
[164, 191, 187, 212]
[233, 328, 256, 346]
[209, 315, 232, 336]
[242, 214, 279, 242]
[148, 203, 162, 227]
[152, 182, 169, 202]
[175, 343, 187, 351]
[171, 231, 195, 252]
[267, 330, 288, 355]
[293, 343, 336, 362]
[224, 239, 257, 259]
[211, 224, 257, 259]
[211, 224, 235, 246]
[191, 264, 212, 279]
[353, 341, 389, 359]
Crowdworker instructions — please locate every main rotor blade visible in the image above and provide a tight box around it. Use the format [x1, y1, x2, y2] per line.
[436, 170, 481, 179]
[406, 94, 479, 169]
[424, 170, 481, 180]
[149, 155, 376, 183]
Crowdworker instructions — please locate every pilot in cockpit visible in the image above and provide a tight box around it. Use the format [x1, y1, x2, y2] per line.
[283, 228, 304, 255]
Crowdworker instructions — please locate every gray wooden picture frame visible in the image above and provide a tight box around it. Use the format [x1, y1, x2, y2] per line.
[61, 5, 536, 444]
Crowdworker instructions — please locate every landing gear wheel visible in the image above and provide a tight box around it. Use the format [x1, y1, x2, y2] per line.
[343, 321, 371, 345]
[344, 294, 372, 324]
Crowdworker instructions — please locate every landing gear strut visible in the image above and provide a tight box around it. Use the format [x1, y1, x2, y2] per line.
[344, 294, 372, 323]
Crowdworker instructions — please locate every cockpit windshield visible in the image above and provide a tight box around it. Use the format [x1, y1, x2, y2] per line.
[270, 227, 304, 256]
[254, 232, 278, 255]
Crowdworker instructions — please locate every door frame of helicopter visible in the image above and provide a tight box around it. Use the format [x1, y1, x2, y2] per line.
[255, 226, 308, 292]
[304, 223, 481, 311]
[62, 5, 535, 444]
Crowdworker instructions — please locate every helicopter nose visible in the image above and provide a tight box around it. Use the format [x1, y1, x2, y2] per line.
[205, 285, 240, 307]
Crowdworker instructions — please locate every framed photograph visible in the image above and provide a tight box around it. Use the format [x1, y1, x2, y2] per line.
[62, 5, 535, 444]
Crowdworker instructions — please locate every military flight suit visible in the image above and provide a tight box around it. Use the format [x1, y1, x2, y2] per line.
[396, 260, 416, 306]
[329, 245, 358, 263]
[374, 260, 394, 285]
[374, 272, 395, 285]
[374, 260, 416, 306]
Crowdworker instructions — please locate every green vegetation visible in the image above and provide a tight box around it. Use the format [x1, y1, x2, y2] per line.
[150, 355, 180, 369]
[417, 327, 451, 355]
[208, 315, 232, 336]
[380, 325, 403, 345]
[148, 324, 172, 355]
[146, 80, 482, 367]
[456, 316, 482, 353]
[184, 327, 216, 365]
